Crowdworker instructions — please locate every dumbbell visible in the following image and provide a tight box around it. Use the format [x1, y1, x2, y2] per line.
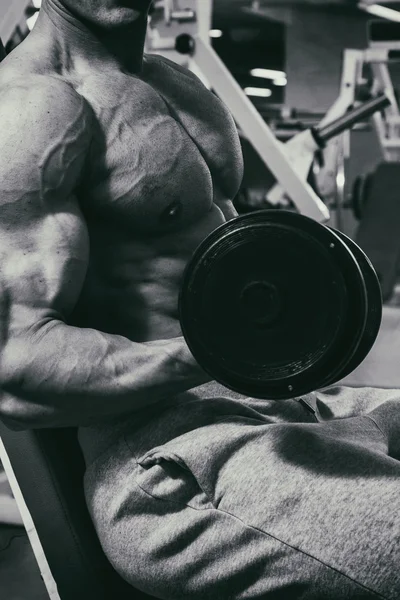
[179, 210, 382, 400]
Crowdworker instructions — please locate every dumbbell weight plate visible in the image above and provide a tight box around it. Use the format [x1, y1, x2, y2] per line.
[180, 210, 368, 400]
[323, 229, 382, 386]
[352, 173, 373, 221]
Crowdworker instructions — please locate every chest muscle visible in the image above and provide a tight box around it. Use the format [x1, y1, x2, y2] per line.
[76, 58, 243, 233]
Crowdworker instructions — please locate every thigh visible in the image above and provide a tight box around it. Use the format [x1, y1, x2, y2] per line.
[209, 416, 400, 598]
[313, 385, 400, 421]
[85, 413, 400, 600]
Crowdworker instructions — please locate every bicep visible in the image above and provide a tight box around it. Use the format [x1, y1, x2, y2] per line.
[0, 78, 92, 332]
[2, 195, 89, 330]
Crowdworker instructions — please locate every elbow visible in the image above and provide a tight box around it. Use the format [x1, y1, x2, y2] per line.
[0, 365, 52, 431]
[0, 381, 64, 431]
[0, 415, 32, 432]
[0, 367, 28, 431]
[0, 344, 41, 430]
[0, 393, 40, 431]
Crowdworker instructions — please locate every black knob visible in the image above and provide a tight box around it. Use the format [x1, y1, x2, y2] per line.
[175, 34, 195, 55]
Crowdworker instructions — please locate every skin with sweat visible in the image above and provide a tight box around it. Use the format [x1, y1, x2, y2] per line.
[0, 0, 244, 428]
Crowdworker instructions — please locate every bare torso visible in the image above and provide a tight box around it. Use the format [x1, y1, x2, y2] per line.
[2, 35, 243, 343]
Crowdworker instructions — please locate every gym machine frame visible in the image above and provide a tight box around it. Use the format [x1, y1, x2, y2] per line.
[0, 0, 30, 46]
[319, 27, 400, 210]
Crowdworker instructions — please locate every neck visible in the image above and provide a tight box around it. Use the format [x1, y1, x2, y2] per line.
[36, 0, 148, 74]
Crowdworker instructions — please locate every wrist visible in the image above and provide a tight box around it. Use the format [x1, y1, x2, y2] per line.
[178, 338, 212, 386]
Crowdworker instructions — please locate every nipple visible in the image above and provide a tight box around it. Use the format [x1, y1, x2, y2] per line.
[160, 201, 183, 223]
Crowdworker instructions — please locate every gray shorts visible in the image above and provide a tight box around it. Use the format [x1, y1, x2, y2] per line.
[80, 383, 400, 599]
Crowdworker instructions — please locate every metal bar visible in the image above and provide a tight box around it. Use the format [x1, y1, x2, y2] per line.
[313, 49, 362, 206]
[0, 438, 60, 600]
[381, 139, 400, 148]
[170, 9, 196, 22]
[370, 61, 400, 160]
[318, 50, 363, 129]
[316, 94, 391, 143]
[334, 134, 346, 231]
[372, 62, 399, 115]
[195, 0, 213, 42]
[364, 48, 390, 62]
[358, 2, 400, 22]
[0, 0, 30, 44]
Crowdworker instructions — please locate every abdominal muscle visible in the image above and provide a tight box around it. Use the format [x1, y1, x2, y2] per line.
[71, 202, 233, 342]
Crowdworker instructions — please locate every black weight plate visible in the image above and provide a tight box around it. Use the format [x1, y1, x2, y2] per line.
[325, 230, 382, 385]
[352, 175, 364, 221]
[352, 173, 373, 221]
[179, 210, 368, 400]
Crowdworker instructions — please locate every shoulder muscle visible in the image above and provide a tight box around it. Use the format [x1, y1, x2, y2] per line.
[145, 53, 206, 87]
[0, 75, 93, 204]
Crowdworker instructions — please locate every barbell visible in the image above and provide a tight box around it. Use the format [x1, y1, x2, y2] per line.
[179, 210, 382, 400]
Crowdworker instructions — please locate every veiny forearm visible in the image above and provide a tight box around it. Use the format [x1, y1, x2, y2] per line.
[0, 320, 209, 429]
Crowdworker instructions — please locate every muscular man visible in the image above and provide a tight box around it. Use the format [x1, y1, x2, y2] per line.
[0, 1, 399, 598]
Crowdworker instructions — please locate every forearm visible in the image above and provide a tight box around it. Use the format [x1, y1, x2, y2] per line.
[0, 320, 209, 429]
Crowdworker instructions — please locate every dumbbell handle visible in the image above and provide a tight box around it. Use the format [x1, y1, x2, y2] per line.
[313, 94, 390, 145]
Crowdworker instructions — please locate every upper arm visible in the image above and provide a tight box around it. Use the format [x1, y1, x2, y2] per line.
[0, 76, 93, 339]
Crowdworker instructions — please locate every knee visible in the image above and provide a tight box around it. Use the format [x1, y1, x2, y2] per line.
[369, 400, 400, 459]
